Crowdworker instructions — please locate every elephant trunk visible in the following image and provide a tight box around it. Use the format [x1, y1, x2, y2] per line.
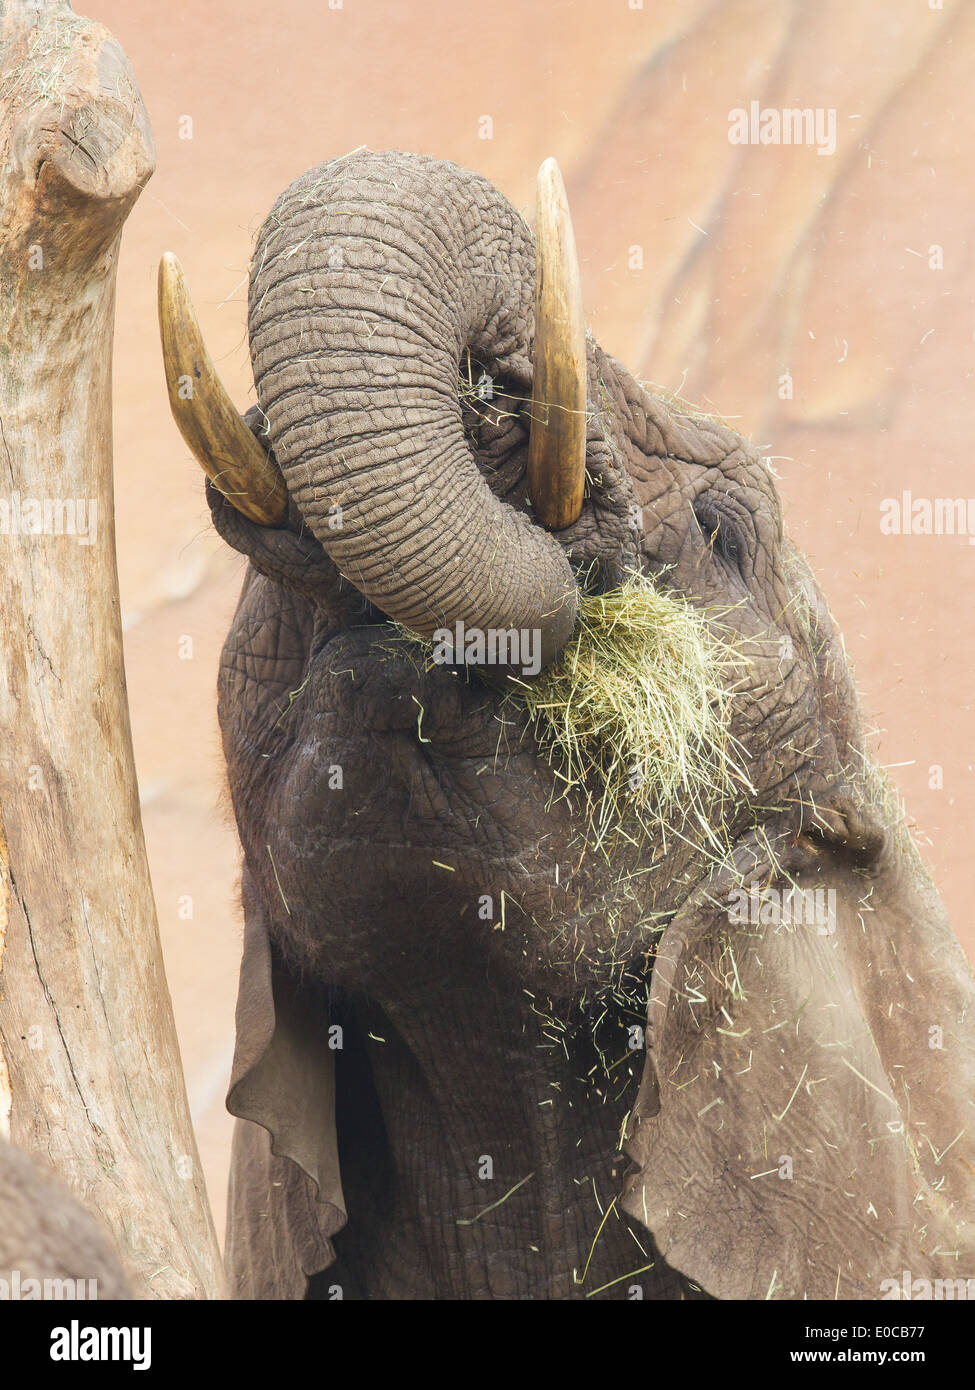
[244, 152, 580, 672]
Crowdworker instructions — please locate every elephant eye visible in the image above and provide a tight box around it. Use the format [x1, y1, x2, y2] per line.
[694, 495, 745, 568]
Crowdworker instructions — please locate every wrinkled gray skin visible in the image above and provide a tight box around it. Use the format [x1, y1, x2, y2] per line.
[0, 1138, 130, 1297]
[213, 151, 924, 1300]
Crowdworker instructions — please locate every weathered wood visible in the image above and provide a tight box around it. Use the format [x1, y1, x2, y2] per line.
[0, 0, 224, 1298]
[0, 808, 10, 1138]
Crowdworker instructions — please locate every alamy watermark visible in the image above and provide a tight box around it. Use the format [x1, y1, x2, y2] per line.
[50, 1319, 151, 1370]
[432, 622, 541, 677]
[728, 881, 837, 935]
[728, 102, 836, 156]
[0, 1268, 98, 1299]
[880, 493, 975, 542]
[0, 493, 97, 545]
[880, 1270, 975, 1300]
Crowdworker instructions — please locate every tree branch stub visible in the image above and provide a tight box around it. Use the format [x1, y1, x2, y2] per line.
[0, 0, 224, 1299]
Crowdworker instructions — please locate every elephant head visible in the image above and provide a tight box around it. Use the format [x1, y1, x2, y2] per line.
[161, 150, 975, 1301]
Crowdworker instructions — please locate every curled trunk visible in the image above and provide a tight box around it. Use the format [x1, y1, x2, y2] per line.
[247, 152, 579, 671]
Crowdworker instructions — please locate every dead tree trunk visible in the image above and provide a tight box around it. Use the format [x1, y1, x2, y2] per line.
[0, 0, 224, 1298]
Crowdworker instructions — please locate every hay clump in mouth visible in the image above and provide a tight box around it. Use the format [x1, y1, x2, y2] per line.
[506, 572, 746, 851]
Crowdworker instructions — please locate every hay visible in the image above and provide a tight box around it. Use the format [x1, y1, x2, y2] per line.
[385, 569, 749, 854]
[0, 17, 96, 111]
[383, 571, 750, 1095]
[504, 572, 747, 851]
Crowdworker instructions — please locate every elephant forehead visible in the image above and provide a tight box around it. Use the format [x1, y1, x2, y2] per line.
[249, 150, 537, 366]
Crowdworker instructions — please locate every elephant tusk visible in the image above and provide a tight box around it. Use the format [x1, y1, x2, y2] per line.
[526, 158, 587, 532]
[158, 252, 288, 527]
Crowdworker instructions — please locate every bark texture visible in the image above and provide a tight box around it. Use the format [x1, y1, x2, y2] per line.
[0, 0, 224, 1298]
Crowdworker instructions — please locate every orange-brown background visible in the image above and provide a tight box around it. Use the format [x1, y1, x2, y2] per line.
[97, 0, 975, 1241]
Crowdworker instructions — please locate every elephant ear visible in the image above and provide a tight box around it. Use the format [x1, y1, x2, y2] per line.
[224, 869, 346, 1299]
[623, 827, 975, 1300]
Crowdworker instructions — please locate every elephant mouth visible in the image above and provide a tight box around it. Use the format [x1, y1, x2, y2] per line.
[308, 618, 528, 748]
[308, 569, 745, 875]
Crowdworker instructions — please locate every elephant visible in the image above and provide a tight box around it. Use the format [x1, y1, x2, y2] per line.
[159, 149, 975, 1300]
[0, 1137, 131, 1299]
